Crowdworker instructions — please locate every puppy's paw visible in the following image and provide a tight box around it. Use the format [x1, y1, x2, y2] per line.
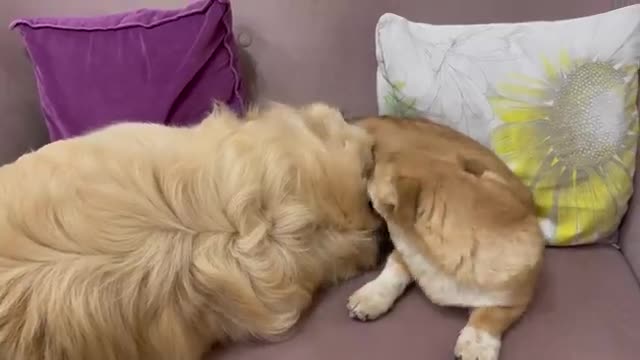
[454, 326, 501, 360]
[347, 281, 396, 321]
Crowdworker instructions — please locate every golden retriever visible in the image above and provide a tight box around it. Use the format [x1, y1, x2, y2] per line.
[347, 116, 544, 360]
[0, 103, 382, 360]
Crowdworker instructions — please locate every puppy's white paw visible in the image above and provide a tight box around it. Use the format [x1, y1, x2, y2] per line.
[347, 281, 396, 321]
[454, 326, 501, 360]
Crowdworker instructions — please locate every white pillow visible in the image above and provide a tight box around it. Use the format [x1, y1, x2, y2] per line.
[376, 5, 640, 245]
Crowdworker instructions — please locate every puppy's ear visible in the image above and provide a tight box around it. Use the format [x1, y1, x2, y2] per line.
[368, 163, 399, 215]
[369, 163, 422, 223]
[394, 174, 422, 224]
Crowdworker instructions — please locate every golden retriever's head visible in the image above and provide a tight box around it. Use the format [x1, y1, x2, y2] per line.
[298, 103, 376, 180]
[296, 103, 383, 280]
[202, 102, 383, 283]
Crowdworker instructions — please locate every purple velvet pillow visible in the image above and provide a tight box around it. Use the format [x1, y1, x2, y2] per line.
[11, 0, 244, 141]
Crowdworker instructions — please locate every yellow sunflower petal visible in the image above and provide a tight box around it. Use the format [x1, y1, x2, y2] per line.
[602, 159, 634, 207]
[496, 83, 551, 104]
[554, 169, 619, 245]
[621, 154, 635, 176]
[488, 97, 550, 123]
[621, 124, 638, 166]
[625, 118, 640, 149]
[530, 163, 565, 222]
[557, 49, 573, 75]
[542, 55, 560, 83]
[620, 145, 637, 173]
[506, 73, 549, 88]
[533, 186, 555, 218]
[491, 121, 549, 180]
[625, 75, 638, 108]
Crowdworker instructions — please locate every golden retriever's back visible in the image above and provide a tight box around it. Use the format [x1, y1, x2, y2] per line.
[0, 122, 207, 358]
[0, 104, 379, 360]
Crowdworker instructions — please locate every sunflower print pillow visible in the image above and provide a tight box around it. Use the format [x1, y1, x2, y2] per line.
[376, 5, 640, 245]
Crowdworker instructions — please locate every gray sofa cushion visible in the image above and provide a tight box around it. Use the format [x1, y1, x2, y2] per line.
[212, 247, 640, 360]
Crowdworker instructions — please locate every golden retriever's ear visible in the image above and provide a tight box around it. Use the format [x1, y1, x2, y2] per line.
[300, 103, 345, 124]
[361, 142, 376, 179]
[198, 101, 241, 131]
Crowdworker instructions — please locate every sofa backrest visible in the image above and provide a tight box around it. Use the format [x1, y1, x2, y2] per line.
[1, 0, 627, 165]
[233, 0, 626, 114]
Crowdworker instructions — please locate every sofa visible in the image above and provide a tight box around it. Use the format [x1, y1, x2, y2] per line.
[1, 0, 639, 359]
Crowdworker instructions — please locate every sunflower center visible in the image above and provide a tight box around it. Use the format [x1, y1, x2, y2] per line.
[547, 62, 626, 167]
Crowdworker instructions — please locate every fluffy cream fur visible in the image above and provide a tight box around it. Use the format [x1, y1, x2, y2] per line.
[0, 103, 381, 360]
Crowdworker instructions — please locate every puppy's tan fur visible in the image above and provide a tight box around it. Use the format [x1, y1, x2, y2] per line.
[347, 117, 544, 360]
[0, 103, 381, 360]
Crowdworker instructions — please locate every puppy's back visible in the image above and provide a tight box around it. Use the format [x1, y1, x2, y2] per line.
[356, 116, 534, 208]
[358, 116, 544, 292]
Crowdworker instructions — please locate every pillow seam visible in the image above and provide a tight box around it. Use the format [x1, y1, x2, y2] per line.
[8, 0, 217, 32]
[219, 3, 245, 114]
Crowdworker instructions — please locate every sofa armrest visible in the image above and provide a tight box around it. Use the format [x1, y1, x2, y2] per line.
[621, 153, 640, 281]
[620, 89, 640, 281]
[621, 187, 640, 281]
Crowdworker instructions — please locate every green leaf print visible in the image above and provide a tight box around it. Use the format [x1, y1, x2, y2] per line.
[383, 81, 420, 117]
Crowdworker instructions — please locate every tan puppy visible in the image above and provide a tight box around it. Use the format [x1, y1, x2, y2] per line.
[347, 116, 544, 360]
[0, 103, 382, 360]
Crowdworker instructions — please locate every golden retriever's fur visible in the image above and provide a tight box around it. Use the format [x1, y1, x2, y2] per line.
[347, 116, 544, 360]
[0, 103, 381, 360]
